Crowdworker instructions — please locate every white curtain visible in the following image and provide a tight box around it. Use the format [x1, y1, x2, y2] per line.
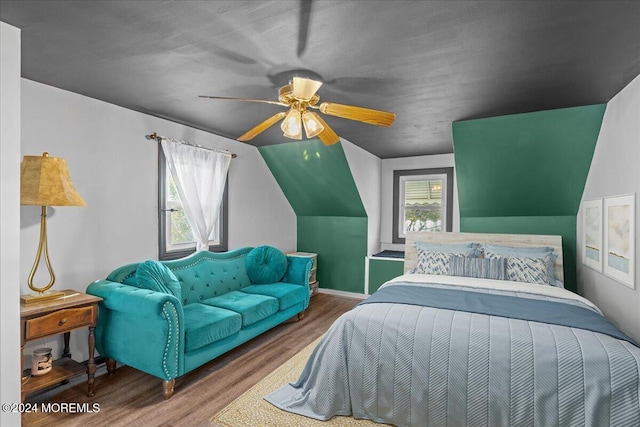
[161, 139, 232, 251]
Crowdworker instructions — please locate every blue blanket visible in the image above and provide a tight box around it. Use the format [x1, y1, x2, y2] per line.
[361, 283, 637, 345]
[266, 280, 640, 426]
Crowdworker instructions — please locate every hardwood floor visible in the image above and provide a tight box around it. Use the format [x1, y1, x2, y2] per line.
[22, 293, 360, 427]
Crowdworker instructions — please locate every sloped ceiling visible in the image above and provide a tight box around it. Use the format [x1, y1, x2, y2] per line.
[1, 1, 639, 158]
[258, 140, 366, 217]
[453, 105, 607, 218]
[452, 104, 607, 292]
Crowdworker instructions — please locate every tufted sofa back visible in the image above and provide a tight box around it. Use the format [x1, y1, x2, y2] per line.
[161, 248, 253, 305]
[105, 247, 254, 306]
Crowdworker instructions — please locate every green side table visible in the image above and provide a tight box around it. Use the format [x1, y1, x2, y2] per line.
[365, 256, 405, 295]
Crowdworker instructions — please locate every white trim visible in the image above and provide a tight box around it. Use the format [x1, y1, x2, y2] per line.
[1, 21, 22, 426]
[364, 256, 370, 295]
[367, 256, 405, 262]
[318, 288, 368, 300]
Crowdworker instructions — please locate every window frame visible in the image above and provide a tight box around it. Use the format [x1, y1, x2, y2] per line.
[158, 147, 228, 260]
[392, 167, 454, 244]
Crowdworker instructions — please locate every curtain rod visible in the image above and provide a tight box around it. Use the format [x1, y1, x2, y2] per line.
[146, 132, 237, 158]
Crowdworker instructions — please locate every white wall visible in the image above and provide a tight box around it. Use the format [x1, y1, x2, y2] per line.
[20, 79, 296, 361]
[1, 21, 22, 426]
[341, 138, 382, 256]
[577, 74, 640, 343]
[380, 154, 460, 251]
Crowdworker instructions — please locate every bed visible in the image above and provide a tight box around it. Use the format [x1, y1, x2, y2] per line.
[265, 232, 640, 427]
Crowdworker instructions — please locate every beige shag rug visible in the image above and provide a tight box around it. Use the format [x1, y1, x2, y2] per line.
[212, 336, 390, 427]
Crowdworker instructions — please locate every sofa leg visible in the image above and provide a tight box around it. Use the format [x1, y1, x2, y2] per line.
[298, 311, 305, 321]
[163, 379, 175, 400]
[106, 358, 117, 375]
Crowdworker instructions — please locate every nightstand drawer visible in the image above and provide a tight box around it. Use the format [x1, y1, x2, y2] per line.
[25, 306, 96, 340]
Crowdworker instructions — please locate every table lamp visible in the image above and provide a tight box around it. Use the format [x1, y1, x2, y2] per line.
[20, 152, 86, 304]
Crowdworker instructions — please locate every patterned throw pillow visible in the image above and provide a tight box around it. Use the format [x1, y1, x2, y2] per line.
[483, 247, 559, 287]
[505, 254, 553, 286]
[449, 255, 506, 280]
[412, 248, 474, 275]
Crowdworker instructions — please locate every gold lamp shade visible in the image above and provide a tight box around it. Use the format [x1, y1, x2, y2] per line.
[20, 152, 85, 304]
[21, 153, 86, 207]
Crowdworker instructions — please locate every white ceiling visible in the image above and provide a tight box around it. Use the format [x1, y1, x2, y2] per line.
[1, 0, 639, 158]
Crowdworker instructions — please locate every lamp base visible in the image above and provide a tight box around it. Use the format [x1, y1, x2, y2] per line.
[20, 290, 66, 304]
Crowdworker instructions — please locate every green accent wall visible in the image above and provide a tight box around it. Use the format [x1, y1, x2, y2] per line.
[298, 216, 367, 293]
[259, 140, 368, 293]
[453, 104, 606, 292]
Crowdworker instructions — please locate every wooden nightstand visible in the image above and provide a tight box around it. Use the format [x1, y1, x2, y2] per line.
[20, 290, 102, 402]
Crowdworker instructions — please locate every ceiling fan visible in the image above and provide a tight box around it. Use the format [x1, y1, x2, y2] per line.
[199, 77, 396, 146]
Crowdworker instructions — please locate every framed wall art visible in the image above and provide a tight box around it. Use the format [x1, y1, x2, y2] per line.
[582, 198, 603, 272]
[603, 193, 635, 289]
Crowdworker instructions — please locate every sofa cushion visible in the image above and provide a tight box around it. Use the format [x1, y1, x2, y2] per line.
[241, 283, 308, 311]
[183, 303, 242, 352]
[135, 260, 182, 301]
[245, 246, 287, 284]
[202, 291, 279, 327]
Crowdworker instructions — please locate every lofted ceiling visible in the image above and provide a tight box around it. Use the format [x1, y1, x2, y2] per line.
[1, 0, 639, 159]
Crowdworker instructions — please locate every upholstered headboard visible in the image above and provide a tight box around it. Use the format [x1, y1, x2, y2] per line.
[404, 231, 564, 283]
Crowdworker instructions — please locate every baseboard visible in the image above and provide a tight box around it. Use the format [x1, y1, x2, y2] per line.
[317, 288, 368, 300]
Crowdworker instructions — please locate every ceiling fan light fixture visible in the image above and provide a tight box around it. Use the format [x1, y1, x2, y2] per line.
[281, 109, 303, 140]
[201, 76, 395, 143]
[292, 77, 323, 101]
[302, 111, 324, 138]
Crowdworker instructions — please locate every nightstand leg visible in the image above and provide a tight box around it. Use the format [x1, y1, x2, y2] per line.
[62, 331, 71, 358]
[21, 342, 29, 401]
[87, 326, 96, 396]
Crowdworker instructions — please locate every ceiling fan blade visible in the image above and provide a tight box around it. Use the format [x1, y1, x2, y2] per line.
[292, 77, 322, 101]
[312, 114, 340, 146]
[199, 95, 289, 107]
[297, 0, 313, 57]
[237, 112, 287, 142]
[318, 102, 396, 127]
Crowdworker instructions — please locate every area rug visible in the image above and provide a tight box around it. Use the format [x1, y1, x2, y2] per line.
[211, 336, 390, 427]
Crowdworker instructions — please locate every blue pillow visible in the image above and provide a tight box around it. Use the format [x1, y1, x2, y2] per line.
[449, 254, 506, 280]
[415, 241, 479, 256]
[481, 243, 554, 256]
[245, 246, 287, 284]
[135, 260, 182, 301]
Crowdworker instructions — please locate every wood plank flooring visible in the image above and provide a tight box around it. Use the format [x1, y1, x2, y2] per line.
[22, 293, 359, 427]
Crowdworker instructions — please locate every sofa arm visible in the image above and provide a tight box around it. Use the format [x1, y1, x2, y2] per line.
[282, 256, 313, 287]
[86, 280, 185, 380]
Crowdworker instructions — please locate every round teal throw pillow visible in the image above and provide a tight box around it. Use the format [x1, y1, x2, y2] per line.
[245, 246, 287, 284]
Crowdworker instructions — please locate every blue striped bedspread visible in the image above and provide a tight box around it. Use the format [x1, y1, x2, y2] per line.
[265, 277, 640, 427]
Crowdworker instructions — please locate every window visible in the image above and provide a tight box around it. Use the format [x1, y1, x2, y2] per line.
[158, 148, 228, 260]
[392, 167, 453, 243]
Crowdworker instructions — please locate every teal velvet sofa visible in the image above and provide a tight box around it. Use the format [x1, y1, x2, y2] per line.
[86, 246, 312, 399]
